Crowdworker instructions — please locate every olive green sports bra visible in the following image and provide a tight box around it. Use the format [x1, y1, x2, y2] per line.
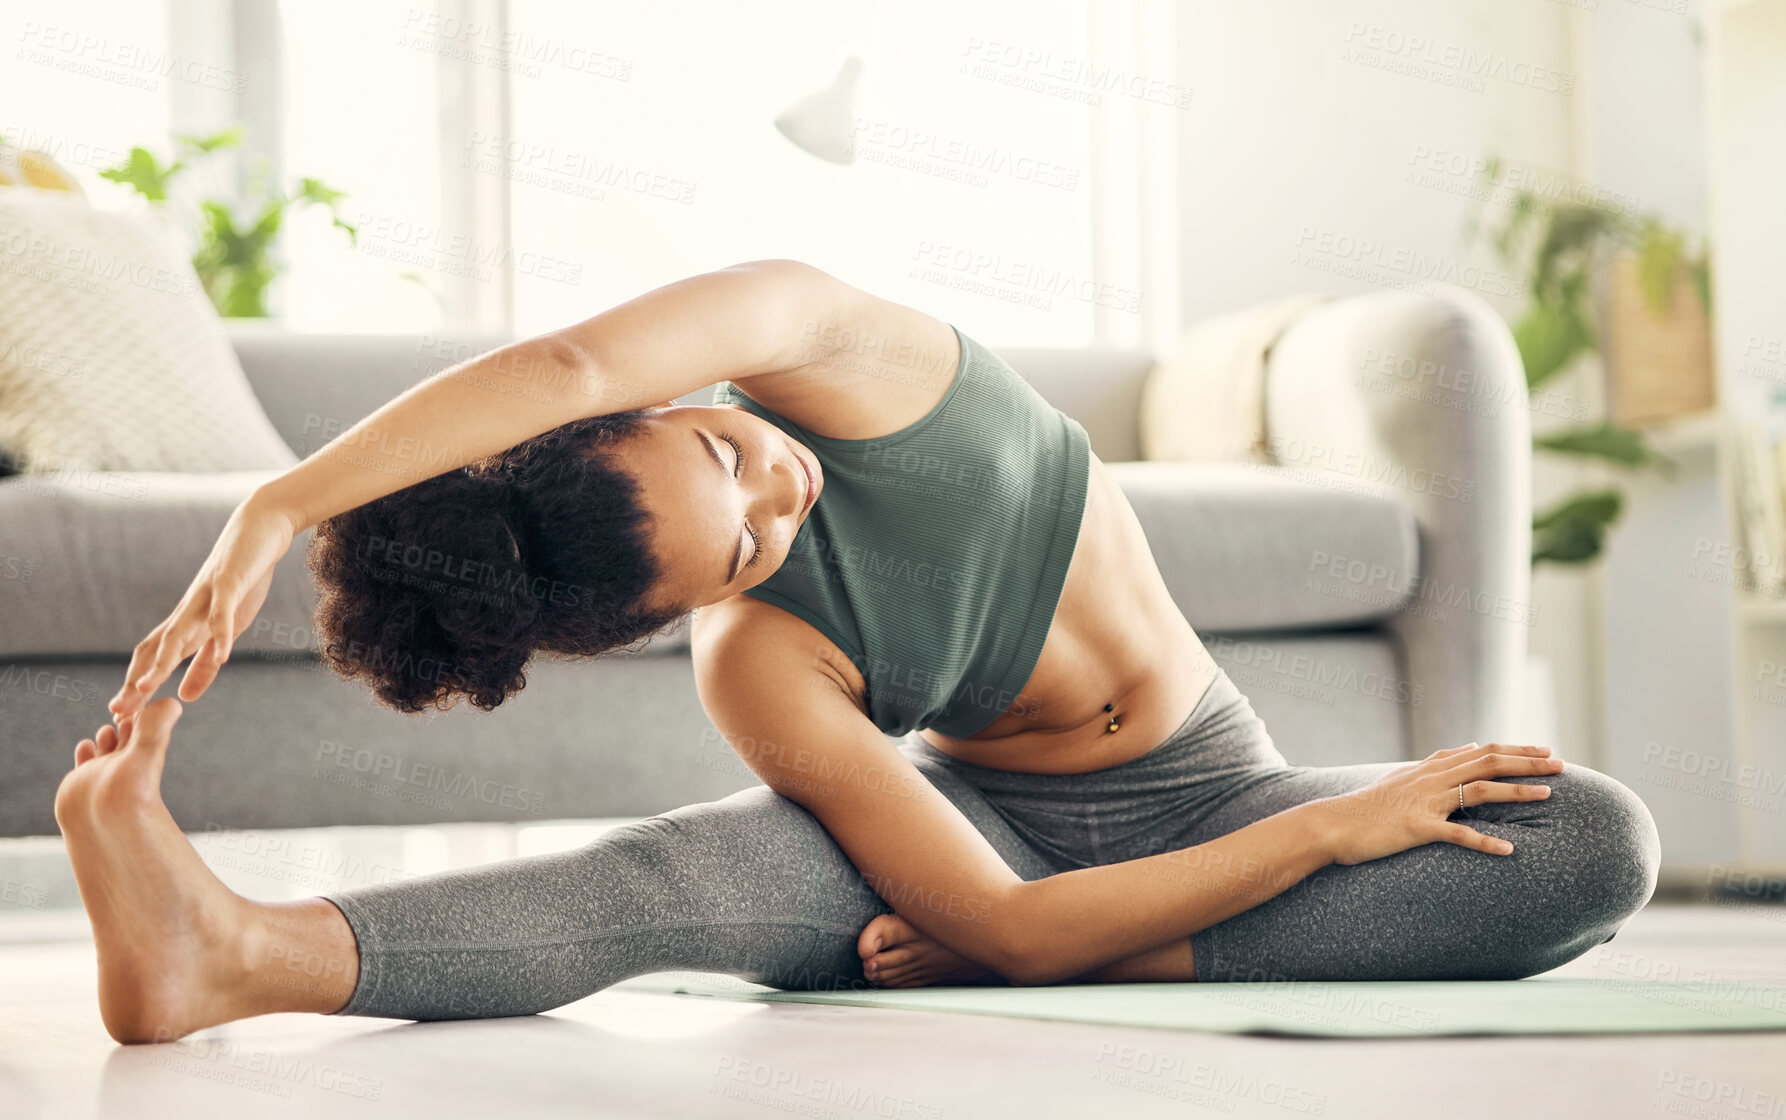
[710, 324, 1090, 738]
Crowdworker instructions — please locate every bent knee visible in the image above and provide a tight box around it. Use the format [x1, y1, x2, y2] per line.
[1494, 764, 1660, 957]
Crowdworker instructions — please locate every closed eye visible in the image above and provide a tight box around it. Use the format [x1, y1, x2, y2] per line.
[719, 432, 764, 569]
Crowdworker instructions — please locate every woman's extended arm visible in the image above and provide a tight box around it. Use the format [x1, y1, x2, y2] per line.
[695, 609, 1560, 986]
[109, 258, 845, 717]
[260, 258, 835, 534]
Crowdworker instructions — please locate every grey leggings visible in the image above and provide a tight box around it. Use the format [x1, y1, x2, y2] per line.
[319, 669, 1662, 1020]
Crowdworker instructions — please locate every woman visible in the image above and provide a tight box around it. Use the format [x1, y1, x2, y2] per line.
[68, 259, 1657, 1044]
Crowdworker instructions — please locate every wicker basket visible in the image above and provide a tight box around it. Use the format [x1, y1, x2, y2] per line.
[1601, 249, 1717, 426]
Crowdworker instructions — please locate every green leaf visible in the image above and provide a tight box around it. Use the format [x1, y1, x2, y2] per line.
[1532, 488, 1624, 566]
[1690, 252, 1713, 314]
[1513, 300, 1595, 389]
[176, 125, 244, 155]
[295, 176, 348, 207]
[1533, 422, 1660, 467]
[97, 147, 183, 201]
[249, 199, 287, 243]
[1635, 221, 1685, 314]
[1534, 488, 1622, 531]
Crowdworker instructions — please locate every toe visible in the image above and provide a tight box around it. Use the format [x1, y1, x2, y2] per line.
[75, 740, 96, 766]
[95, 725, 118, 756]
[858, 913, 909, 959]
[872, 946, 918, 971]
[125, 698, 182, 754]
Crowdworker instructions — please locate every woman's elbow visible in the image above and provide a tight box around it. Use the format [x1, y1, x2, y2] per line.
[978, 910, 1068, 987]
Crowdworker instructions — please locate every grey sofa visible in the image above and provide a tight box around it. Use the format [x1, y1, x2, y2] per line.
[0, 286, 1531, 837]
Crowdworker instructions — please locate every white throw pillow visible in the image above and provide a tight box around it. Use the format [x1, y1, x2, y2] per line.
[0, 191, 297, 472]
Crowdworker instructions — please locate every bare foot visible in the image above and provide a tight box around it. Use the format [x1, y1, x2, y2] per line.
[55, 700, 290, 1043]
[856, 913, 997, 988]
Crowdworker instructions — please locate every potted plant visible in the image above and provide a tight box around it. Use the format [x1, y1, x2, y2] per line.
[1463, 155, 1711, 566]
[98, 127, 356, 319]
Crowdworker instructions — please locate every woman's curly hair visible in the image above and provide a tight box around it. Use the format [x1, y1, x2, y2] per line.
[306, 411, 689, 713]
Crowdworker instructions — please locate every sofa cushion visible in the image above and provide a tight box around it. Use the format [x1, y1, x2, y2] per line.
[1106, 461, 1418, 631]
[0, 470, 692, 660]
[0, 192, 298, 473]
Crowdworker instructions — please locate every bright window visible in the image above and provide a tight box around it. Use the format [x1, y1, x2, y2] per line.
[505, 0, 1099, 347]
[0, 0, 173, 206]
[275, 0, 448, 331]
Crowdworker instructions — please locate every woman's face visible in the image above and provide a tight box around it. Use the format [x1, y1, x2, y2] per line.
[620, 404, 823, 613]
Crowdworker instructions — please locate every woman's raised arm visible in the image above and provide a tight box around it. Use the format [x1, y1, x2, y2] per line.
[262, 257, 837, 535]
[108, 258, 841, 718]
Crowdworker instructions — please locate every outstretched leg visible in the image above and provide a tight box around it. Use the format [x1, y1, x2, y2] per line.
[323, 748, 1064, 1019]
[54, 698, 1060, 1039]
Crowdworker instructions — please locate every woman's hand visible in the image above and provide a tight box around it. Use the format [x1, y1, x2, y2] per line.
[1306, 742, 1566, 865]
[107, 490, 301, 719]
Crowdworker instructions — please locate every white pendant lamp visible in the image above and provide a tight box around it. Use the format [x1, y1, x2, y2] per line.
[774, 56, 863, 165]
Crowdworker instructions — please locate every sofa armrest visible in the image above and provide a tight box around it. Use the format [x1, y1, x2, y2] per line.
[228, 326, 515, 458]
[1263, 287, 1533, 757]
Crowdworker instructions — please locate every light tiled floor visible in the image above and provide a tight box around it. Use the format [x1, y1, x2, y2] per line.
[4, 824, 1786, 1120]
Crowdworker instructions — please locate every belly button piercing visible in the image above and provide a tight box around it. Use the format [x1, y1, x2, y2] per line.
[1105, 703, 1120, 733]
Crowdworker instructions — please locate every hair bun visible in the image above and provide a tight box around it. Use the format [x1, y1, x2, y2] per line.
[309, 408, 681, 714]
[422, 470, 543, 646]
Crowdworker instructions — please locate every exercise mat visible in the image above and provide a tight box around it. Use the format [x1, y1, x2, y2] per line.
[616, 973, 1786, 1037]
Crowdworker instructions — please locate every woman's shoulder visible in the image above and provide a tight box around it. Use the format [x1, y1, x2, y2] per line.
[724, 299, 964, 442]
[689, 594, 871, 715]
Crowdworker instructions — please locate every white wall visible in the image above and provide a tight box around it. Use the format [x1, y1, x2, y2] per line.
[1171, 0, 1601, 754]
[1172, 0, 1575, 327]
